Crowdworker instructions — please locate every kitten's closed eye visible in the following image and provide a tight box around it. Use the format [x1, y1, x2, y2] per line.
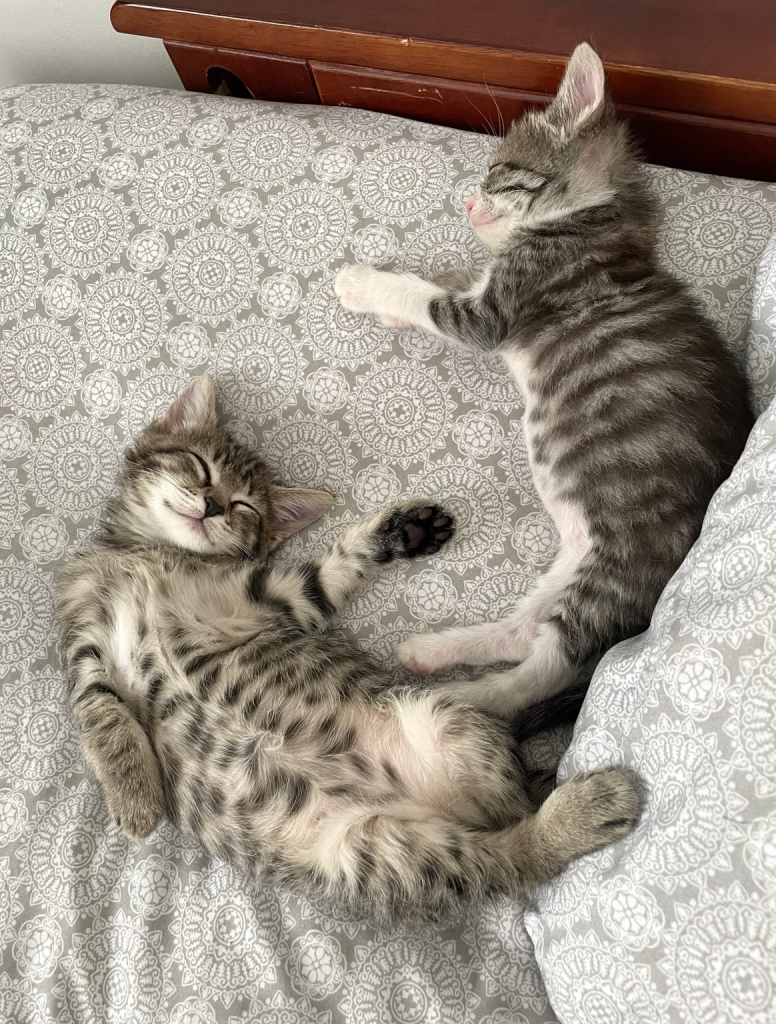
[486, 164, 547, 195]
[189, 451, 211, 485]
[492, 183, 538, 195]
[231, 501, 259, 515]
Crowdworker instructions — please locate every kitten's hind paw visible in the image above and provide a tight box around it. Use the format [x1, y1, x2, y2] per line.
[375, 501, 455, 561]
[397, 632, 453, 674]
[541, 768, 642, 861]
[398, 650, 435, 675]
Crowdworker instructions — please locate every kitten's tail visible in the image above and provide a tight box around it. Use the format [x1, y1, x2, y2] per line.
[509, 681, 589, 742]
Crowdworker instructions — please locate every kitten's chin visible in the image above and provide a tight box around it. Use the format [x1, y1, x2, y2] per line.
[167, 520, 211, 553]
[153, 499, 213, 553]
[472, 217, 511, 252]
[161, 507, 245, 556]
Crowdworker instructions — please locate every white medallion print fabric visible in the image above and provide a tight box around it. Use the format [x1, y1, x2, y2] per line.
[0, 83, 774, 1024]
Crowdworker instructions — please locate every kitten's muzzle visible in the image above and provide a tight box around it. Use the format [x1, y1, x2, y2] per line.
[466, 192, 501, 229]
[203, 495, 225, 518]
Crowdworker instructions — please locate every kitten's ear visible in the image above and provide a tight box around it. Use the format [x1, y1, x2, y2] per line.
[547, 43, 607, 136]
[159, 376, 217, 434]
[270, 487, 333, 545]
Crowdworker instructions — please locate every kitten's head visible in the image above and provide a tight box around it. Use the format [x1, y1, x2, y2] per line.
[108, 376, 332, 558]
[468, 43, 637, 249]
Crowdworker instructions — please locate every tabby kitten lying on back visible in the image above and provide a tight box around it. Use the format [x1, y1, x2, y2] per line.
[58, 377, 640, 922]
[336, 43, 754, 723]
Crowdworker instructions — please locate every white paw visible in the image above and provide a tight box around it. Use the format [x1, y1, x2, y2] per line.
[398, 634, 452, 675]
[379, 314, 412, 330]
[334, 264, 383, 314]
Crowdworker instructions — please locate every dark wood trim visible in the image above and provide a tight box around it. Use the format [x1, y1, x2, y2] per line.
[311, 61, 546, 136]
[620, 106, 776, 183]
[112, 1, 776, 180]
[164, 41, 320, 103]
[112, 3, 776, 126]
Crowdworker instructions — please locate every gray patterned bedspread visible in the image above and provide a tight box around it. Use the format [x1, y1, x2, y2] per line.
[0, 83, 774, 1024]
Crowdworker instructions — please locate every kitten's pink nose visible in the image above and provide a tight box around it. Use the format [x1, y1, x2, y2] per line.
[466, 195, 477, 215]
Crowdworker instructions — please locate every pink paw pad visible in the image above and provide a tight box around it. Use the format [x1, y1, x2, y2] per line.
[400, 654, 433, 674]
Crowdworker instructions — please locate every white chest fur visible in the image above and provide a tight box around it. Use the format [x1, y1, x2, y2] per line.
[110, 600, 142, 694]
[501, 349, 590, 557]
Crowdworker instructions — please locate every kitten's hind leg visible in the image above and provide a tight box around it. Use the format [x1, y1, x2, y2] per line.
[398, 614, 536, 675]
[388, 689, 535, 828]
[68, 646, 165, 838]
[515, 767, 642, 879]
[378, 314, 413, 330]
[247, 501, 455, 627]
[299, 768, 640, 919]
[435, 620, 583, 717]
[399, 541, 582, 674]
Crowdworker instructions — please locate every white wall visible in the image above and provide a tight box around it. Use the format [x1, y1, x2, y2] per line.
[0, 0, 182, 90]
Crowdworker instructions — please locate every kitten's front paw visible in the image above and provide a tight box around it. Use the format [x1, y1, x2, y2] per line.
[104, 772, 165, 840]
[375, 501, 455, 561]
[334, 263, 383, 314]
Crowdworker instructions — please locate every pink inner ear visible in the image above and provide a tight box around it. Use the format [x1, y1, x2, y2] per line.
[555, 44, 606, 131]
[271, 487, 333, 542]
[160, 396, 190, 433]
[160, 376, 216, 434]
[575, 65, 601, 113]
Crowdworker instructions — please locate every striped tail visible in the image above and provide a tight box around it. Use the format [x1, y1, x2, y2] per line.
[510, 680, 589, 742]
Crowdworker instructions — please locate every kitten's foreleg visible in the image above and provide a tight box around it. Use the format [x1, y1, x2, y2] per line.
[335, 264, 504, 350]
[67, 644, 165, 838]
[335, 264, 444, 333]
[246, 501, 455, 626]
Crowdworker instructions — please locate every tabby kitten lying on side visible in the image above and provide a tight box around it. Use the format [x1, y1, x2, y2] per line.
[58, 377, 640, 922]
[336, 43, 754, 723]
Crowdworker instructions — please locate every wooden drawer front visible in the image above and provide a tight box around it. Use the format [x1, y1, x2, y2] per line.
[311, 62, 776, 181]
[164, 41, 319, 104]
[622, 108, 776, 184]
[312, 61, 549, 135]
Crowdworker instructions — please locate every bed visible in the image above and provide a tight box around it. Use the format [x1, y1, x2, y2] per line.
[0, 83, 774, 1023]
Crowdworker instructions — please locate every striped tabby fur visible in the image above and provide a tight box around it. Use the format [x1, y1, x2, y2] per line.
[335, 43, 754, 720]
[57, 377, 640, 922]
